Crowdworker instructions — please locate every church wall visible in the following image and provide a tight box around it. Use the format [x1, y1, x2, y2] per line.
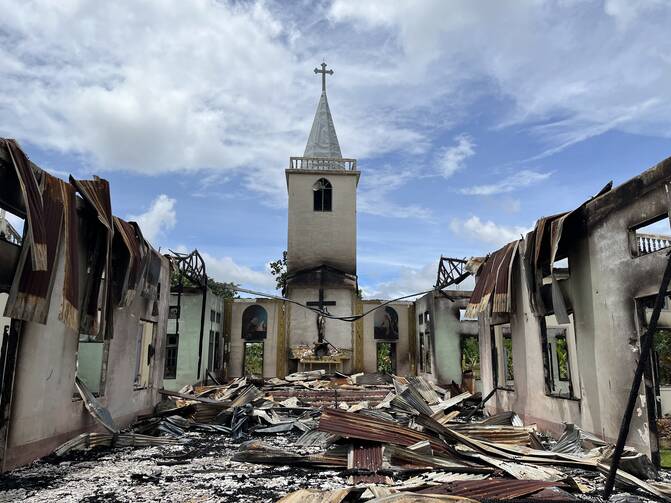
[362, 301, 412, 376]
[3, 246, 170, 470]
[413, 291, 476, 385]
[287, 287, 355, 373]
[229, 298, 280, 378]
[286, 171, 358, 276]
[163, 288, 224, 391]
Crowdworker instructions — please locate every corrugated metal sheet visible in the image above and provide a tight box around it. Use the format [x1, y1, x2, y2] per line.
[418, 479, 564, 499]
[350, 443, 385, 484]
[449, 425, 534, 445]
[318, 407, 450, 454]
[406, 376, 441, 405]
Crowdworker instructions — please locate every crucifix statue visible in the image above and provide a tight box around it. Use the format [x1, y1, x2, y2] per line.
[307, 287, 336, 356]
[314, 62, 334, 92]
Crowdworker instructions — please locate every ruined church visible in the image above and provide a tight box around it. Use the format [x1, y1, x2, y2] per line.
[226, 65, 421, 378]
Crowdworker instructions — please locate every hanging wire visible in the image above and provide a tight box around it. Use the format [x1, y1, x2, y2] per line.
[231, 286, 436, 322]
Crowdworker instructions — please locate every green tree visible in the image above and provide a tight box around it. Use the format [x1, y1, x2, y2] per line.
[655, 329, 671, 385]
[270, 250, 288, 295]
[377, 343, 393, 374]
[461, 335, 480, 379]
[170, 270, 238, 299]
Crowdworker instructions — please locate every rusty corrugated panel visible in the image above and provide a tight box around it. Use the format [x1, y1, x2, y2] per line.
[449, 424, 534, 445]
[419, 479, 565, 500]
[318, 407, 449, 454]
[350, 442, 385, 484]
[465, 240, 519, 318]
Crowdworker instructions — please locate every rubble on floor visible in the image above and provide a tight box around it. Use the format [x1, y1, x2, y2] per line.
[2, 372, 670, 502]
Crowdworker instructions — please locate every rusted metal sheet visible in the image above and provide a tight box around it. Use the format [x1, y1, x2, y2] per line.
[318, 407, 449, 454]
[418, 479, 565, 500]
[350, 442, 385, 484]
[449, 424, 534, 445]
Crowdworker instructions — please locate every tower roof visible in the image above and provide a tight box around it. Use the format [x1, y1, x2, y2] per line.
[303, 90, 342, 159]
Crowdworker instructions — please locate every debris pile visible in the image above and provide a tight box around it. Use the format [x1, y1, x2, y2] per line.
[22, 373, 671, 501]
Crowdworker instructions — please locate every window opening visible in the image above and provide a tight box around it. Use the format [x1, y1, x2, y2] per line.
[313, 178, 332, 212]
[461, 334, 480, 380]
[419, 332, 425, 372]
[540, 315, 578, 398]
[491, 323, 513, 389]
[244, 342, 264, 376]
[164, 333, 179, 379]
[631, 214, 671, 257]
[376, 342, 397, 374]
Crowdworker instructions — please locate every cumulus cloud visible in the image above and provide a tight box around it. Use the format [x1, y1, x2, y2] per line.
[329, 0, 671, 152]
[436, 134, 475, 178]
[460, 169, 552, 195]
[200, 252, 277, 294]
[450, 216, 530, 247]
[128, 194, 176, 245]
[362, 261, 474, 300]
[0, 0, 431, 207]
[359, 165, 432, 219]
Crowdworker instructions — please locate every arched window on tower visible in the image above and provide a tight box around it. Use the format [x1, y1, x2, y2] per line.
[313, 178, 332, 212]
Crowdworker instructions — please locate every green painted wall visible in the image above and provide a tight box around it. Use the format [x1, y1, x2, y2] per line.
[163, 288, 224, 391]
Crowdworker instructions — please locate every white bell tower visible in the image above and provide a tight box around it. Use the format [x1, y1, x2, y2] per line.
[285, 63, 360, 369]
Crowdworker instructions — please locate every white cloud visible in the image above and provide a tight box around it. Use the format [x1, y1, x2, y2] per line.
[362, 260, 475, 300]
[362, 262, 437, 300]
[450, 216, 530, 248]
[128, 194, 176, 245]
[0, 0, 433, 208]
[460, 169, 552, 195]
[5, 212, 24, 234]
[358, 165, 432, 219]
[436, 134, 475, 178]
[3, 0, 671, 209]
[200, 252, 277, 294]
[329, 0, 671, 152]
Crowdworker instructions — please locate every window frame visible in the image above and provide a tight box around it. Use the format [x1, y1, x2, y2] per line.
[313, 178, 333, 212]
[490, 322, 514, 391]
[629, 213, 671, 258]
[133, 319, 157, 390]
[376, 341, 397, 374]
[164, 332, 179, 379]
[539, 315, 580, 400]
[243, 341, 264, 377]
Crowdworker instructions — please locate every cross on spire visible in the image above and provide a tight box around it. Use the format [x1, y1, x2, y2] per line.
[314, 62, 334, 92]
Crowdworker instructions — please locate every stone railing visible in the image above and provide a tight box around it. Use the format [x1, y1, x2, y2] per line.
[638, 233, 671, 256]
[289, 157, 357, 171]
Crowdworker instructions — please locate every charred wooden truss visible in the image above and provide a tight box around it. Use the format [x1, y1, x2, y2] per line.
[434, 256, 469, 291]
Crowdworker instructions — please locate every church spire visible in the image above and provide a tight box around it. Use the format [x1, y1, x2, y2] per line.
[304, 63, 342, 159]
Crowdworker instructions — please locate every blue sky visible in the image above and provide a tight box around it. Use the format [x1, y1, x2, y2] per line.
[2, 0, 671, 298]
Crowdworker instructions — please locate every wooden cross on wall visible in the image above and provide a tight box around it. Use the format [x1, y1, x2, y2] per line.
[306, 288, 336, 312]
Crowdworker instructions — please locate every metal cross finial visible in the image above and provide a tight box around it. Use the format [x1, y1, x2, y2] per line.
[314, 62, 334, 92]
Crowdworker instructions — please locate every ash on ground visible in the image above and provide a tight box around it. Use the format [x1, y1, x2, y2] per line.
[0, 433, 346, 503]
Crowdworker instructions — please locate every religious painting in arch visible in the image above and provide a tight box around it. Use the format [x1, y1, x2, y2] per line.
[374, 306, 399, 340]
[241, 305, 267, 341]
